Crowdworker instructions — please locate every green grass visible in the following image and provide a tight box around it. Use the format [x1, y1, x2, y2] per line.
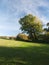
[0, 39, 49, 65]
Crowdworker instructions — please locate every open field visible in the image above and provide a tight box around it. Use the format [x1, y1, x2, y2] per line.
[0, 39, 49, 65]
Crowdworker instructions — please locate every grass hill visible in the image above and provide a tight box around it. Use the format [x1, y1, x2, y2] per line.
[0, 39, 49, 65]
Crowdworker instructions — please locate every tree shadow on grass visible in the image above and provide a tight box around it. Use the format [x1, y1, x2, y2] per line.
[0, 45, 49, 65]
[16, 39, 49, 45]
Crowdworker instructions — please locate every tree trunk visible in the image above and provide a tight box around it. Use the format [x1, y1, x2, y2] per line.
[33, 32, 38, 40]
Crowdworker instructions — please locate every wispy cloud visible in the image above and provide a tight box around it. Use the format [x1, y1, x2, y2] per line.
[5, 0, 49, 22]
[0, 0, 49, 35]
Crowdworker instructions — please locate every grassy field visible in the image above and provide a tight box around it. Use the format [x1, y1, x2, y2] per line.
[0, 39, 49, 65]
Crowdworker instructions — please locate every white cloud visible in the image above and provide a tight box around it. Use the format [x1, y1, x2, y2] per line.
[0, 0, 49, 35]
[5, 0, 49, 20]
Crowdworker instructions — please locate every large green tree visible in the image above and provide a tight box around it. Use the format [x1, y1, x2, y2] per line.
[44, 22, 49, 32]
[19, 14, 42, 40]
[47, 22, 49, 31]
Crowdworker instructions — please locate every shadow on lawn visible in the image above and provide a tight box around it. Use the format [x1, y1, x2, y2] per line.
[16, 39, 49, 44]
[0, 45, 49, 65]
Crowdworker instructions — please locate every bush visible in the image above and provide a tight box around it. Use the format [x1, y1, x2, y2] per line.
[38, 32, 49, 42]
[43, 32, 49, 42]
[16, 33, 29, 41]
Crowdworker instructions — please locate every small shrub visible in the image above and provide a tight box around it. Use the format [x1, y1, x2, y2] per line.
[38, 32, 49, 42]
[43, 32, 49, 42]
[16, 33, 29, 41]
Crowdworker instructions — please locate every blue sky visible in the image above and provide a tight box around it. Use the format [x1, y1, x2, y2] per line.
[0, 0, 49, 36]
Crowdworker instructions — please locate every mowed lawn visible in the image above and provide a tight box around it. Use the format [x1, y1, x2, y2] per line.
[0, 39, 49, 65]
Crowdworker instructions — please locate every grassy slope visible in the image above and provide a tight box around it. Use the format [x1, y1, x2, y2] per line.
[0, 39, 49, 65]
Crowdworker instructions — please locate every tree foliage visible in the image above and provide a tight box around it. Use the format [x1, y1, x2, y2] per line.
[19, 14, 42, 40]
[16, 33, 29, 41]
[44, 22, 49, 32]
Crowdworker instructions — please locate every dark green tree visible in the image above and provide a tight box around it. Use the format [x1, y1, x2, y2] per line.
[44, 22, 49, 32]
[19, 14, 42, 40]
[47, 22, 49, 31]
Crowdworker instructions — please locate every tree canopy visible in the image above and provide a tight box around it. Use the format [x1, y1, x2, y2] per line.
[44, 22, 49, 32]
[19, 14, 42, 40]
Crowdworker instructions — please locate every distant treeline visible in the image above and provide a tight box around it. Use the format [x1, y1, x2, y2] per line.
[0, 32, 49, 43]
[0, 34, 29, 41]
[0, 36, 16, 40]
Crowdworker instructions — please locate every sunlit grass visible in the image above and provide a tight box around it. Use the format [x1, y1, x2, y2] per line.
[0, 39, 46, 47]
[0, 39, 49, 65]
